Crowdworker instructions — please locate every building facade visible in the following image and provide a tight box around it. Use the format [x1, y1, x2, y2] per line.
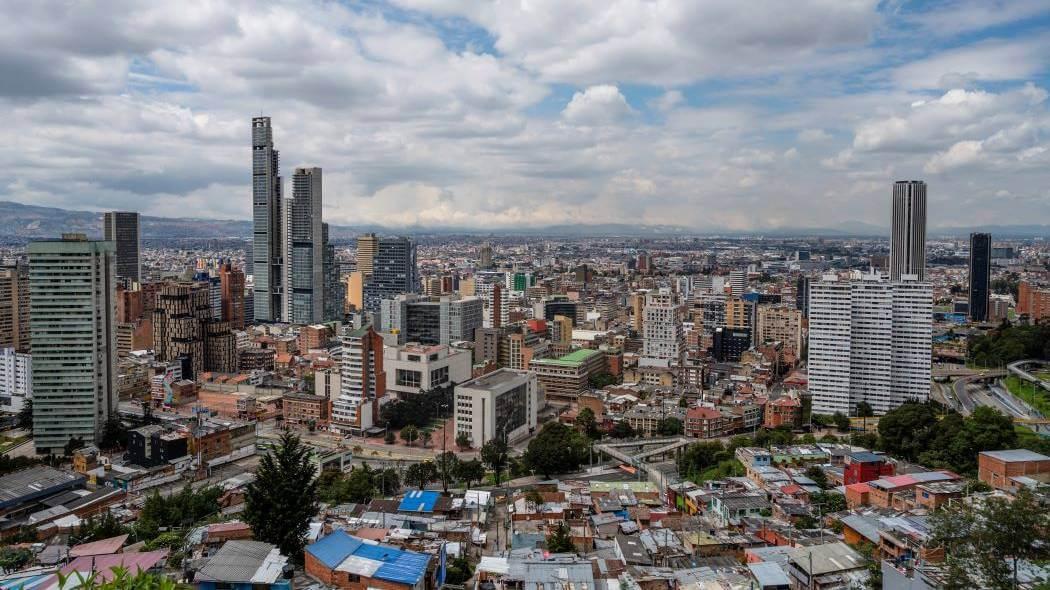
[29, 235, 118, 454]
[968, 232, 991, 322]
[384, 343, 472, 397]
[333, 326, 386, 433]
[285, 166, 325, 324]
[219, 261, 246, 330]
[642, 292, 684, 365]
[529, 348, 606, 403]
[0, 347, 31, 413]
[0, 263, 30, 353]
[363, 237, 417, 313]
[808, 274, 932, 415]
[756, 305, 803, 356]
[454, 369, 540, 446]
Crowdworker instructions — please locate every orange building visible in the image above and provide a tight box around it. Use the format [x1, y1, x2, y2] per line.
[978, 449, 1050, 491]
[1017, 281, 1050, 321]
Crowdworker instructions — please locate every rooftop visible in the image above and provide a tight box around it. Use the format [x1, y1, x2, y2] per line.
[0, 466, 84, 509]
[461, 368, 529, 390]
[531, 348, 602, 367]
[306, 530, 430, 586]
[195, 540, 289, 584]
[981, 449, 1050, 463]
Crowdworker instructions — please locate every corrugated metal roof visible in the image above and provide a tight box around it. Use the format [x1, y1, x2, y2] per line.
[306, 530, 430, 586]
[62, 550, 169, 582]
[306, 530, 363, 570]
[748, 562, 791, 586]
[69, 534, 128, 558]
[981, 449, 1050, 462]
[398, 490, 439, 513]
[196, 541, 285, 583]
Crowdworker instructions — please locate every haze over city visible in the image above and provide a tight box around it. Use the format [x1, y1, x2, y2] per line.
[3, 1, 1050, 230]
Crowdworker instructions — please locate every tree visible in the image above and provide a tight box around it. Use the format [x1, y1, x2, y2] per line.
[811, 491, 846, 513]
[855, 401, 874, 418]
[16, 399, 32, 433]
[877, 402, 940, 462]
[609, 421, 635, 439]
[455, 431, 472, 450]
[136, 484, 221, 538]
[794, 514, 819, 530]
[657, 417, 683, 436]
[0, 454, 39, 476]
[575, 407, 600, 439]
[588, 373, 617, 389]
[64, 435, 85, 457]
[481, 438, 509, 485]
[420, 430, 432, 448]
[405, 461, 438, 490]
[375, 467, 400, 496]
[523, 422, 588, 479]
[435, 451, 459, 493]
[400, 425, 419, 446]
[804, 466, 828, 490]
[100, 418, 128, 450]
[384, 430, 396, 445]
[0, 546, 33, 573]
[456, 459, 486, 489]
[677, 441, 726, 478]
[56, 567, 182, 590]
[545, 522, 576, 554]
[445, 555, 474, 586]
[73, 511, 127, 545]
[832, 411, 851, 432]
[244, 432, 318, 560]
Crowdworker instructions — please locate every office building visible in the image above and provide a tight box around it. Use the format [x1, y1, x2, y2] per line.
[712, 327, 752, 362]
[251, 116, 283, 322]
[103, 211, 141, 283]
[795, 276, 811, 318]
[630, 292, 644, 333]
[333, 326, 386, 433]
[530, 348, 605, 403]
[28, 235, 117, 454]
[384, 343, 472, 397]
[968, 232, 991, 322]
[0, 263, 30, 352]
[642, 291, 684, 364]
[381, 294, 483, 346]
[729, 269, 747, 297]
[808, 274, 932, 415]
[454, 369, 539, 446]
[485, 283, 508, 329]
[363, 237, 417, 313]
[345, 271, 365, 312]
[219, 262, 246, 330]
[756, 305, 803, 356]
[152, 282, 210, 379]
[542, 296, 578, 325]
[0, 348, 31, 413]
[478, 244, 493, 269]
[889, 180, 927, 281]
[285, 167, 325, 324]
[322, 225, 344, 321]
[550, 314, 573, 346]
[356, 233, 378, 277]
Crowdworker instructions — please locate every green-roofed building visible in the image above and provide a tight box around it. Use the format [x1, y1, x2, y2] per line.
[530, 348, 607, 403]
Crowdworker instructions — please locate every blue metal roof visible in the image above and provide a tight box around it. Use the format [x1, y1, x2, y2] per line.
[306, 529, 363, 569]
[398, 490, 440, 513]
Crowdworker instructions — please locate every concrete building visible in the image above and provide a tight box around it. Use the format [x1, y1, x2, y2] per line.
[1017, 281, 1050, 322]
[363, 237, 417, 313]
[889, 180, 927, 281]
[550, 314, 573, 346]
[152, 282, 210, 379]
[642, 291, 684, 365]
[808, 273, 932, 415]
[968, 232, 991, 322]
[978, 449, 1050, 492]
[219, 262, 246, 330]
[756, 305, 803, 356]
[381, 294, 483, 346]
[0, 263, 30, 352]
[344, 271, 365, 312]
[29, 234, 117, 454]
[454, 368, 540, 446]
[0, 348, 31, 413]
[356, 233, 378, 277]
[103, 211, 141, 284]
[251, 116, 284, 322]
[729, 269, 747, 297]
[384, 343, 472, 397]
[283, 393, 330, 428]
[333, 326, 386, 433]
[530, 348, 606, 403]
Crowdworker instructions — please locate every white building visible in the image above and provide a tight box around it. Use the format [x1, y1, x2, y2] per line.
[808, 273, 932, 415]
[729, 269, 747, 297]
[454, 369, 540, 447]
[314, 368, 340, 399]
[641, 291, 684, 366]
[333, 326, 385, 433]
[0, 348, 31, 413]
[384, 343, 472, 398]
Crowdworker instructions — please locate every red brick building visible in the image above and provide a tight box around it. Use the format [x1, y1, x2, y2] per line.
[843, 452, 894, 485]
[685, 407, 726, 439]
[978, 449, 1050, 491]
[763, 396, 801, 429]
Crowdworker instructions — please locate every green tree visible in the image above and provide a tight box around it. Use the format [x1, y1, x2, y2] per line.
[244, 432, 318, 560]
[375, 467, 400, 496]
[445, 555, 474, 585]
[136, 484, 221, 538]
[575, 407, 600, 439]
[420, 430, 432, 448]
[16, 399, 32, 433]
[481, 438, 509, 485]
[56, 567, 184, 590]
[794, 514, 819, 530]
[657, 417, 683, 436]
[609, 421, 635, 438]
[400, 425, 419, 446]
[73, 511, 127, 544]
[832, 411, 851, 432]
[677, 441, 726, 478]
[100, 418, 128, 450]
[811, 491, 846, 513]
[456, 459, 486, 489]
[523, 422, 588, 479]
[0, 454, 40, 476]
[545, 522, 576, 553]
[435, 451, 459, 493]
[405, 461, 438, 490]
[64, 435, 85, 457]
[455, 431, 472, 449]
[0, 546, 34, 573]
[588, 373, 617, 389]
[384, 430, 396, 445]
[855, 401, 874, 417]
[804, 466, 828, 490]
[877, 402, 940, 461]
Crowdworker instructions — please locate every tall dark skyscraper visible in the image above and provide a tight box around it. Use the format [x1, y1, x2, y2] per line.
[103, 211, 141, 283]
[285, 166, 324, 324]
[363, 237, 418, 313]
[889, 180, 927, 281]
[252, 117, 283, 322]
[969, 232, 992, 322]
[795, 275, 811, 318]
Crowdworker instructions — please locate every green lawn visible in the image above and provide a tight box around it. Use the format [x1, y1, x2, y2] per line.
[1004, 375, 1050, 416]
[0, 435, 27, 454]
[690, 459, 745, 484]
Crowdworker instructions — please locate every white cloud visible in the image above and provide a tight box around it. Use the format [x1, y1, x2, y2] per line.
[891, 39, 1050, 89]
[798, 128, 831, 143]
[651, 90, 684, 112]
[562, 85, 635, 125]
[924, 140, 984, 173]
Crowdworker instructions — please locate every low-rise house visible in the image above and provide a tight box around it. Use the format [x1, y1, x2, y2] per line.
[305, 530, 436, 590]
[977, 449, 1050, 492]
[194, 540, 291, 590]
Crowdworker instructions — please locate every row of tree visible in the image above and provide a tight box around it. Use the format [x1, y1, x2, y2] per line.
[968, 320, 1050, 367]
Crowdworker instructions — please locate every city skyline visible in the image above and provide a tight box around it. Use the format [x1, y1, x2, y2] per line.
[2, 1, 1050, 232]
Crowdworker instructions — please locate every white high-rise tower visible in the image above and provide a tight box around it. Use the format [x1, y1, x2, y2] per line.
[890, 180, 927, 281]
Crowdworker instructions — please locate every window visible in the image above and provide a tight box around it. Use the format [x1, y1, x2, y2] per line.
[396, 369, 422, 388]
[430, 366, 449, 386]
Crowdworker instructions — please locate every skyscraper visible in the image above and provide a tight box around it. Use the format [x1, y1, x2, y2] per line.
[322, 223, 344, 322]
[103, 211, 141, 283]
[333, 325, 386, 433]
[219, 261, 246, 330]
[356, 233, 378, 276]
[285, 167, 324, 324]
[969, 232, 992, 322]
[642, 291, 684, 365]
[363, 237, 417, 313]
[0, 262, 30, 352]
[808, 273, 932, 415]
[29, 234, 117, 454]
[252, 116, 283, 322]
[889, 180, 927, 281]
[729, 269, 747, 297]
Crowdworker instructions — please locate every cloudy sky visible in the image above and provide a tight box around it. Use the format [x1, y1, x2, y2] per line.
[3, 0, 1050, 231]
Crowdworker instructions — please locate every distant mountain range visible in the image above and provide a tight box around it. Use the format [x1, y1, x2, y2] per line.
[0, 200, 1046, 241]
